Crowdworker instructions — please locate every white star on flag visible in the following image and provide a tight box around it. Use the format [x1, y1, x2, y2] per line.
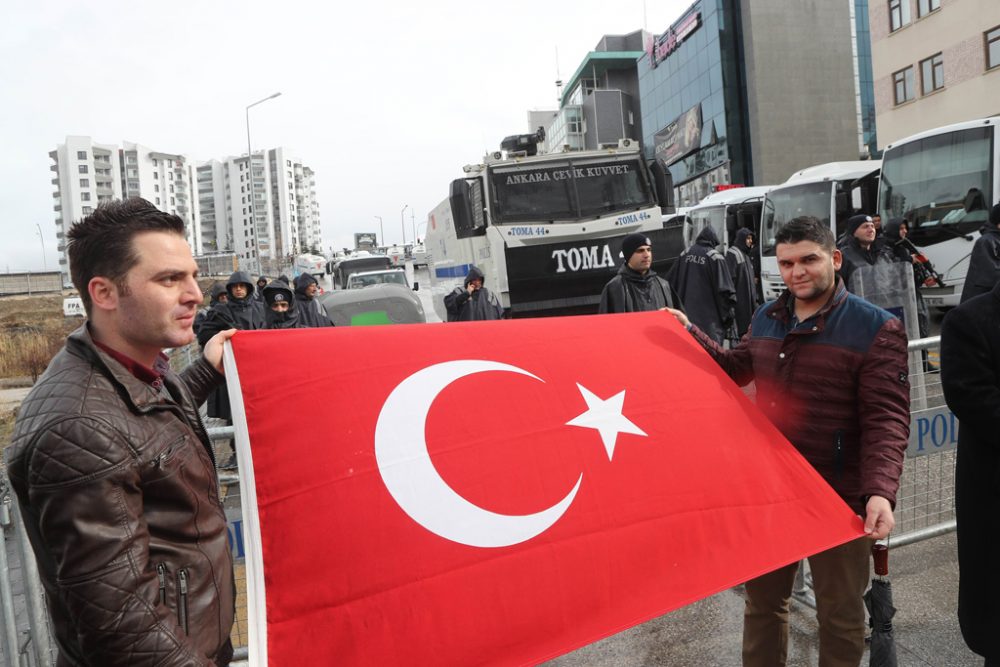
[566, 383, 647, 460]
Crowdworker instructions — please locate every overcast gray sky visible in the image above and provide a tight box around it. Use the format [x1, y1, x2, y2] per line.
[0, 0, 689, 272]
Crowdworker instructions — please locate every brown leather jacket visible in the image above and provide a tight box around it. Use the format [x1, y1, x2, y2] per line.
[7, 326, 235, 666]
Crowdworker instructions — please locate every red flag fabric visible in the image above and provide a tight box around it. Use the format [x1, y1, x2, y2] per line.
[224, 312, 864, 666]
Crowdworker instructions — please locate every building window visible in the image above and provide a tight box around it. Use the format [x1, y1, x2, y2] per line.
[155, 197, 161, 205]
[893, 66, 915, 104]
[81, 192, 91, 201]
[76, 150, 87, 160]
[127, 155, 137, 165]
[987, 26, 1000, 70]
[889, 0, 910, 31]
[286, 160, 291, 167]
[921, 53, 944, 94]
[154, 172, 158, 180]
[78, 165, 88, 174]
[153, 158, 158, 166]
[155, 184, 160, 192]
[79, 178, 89, 187]
[82, 206, 93, 214]
[917, 0, 939, 17]
[168, 172, 173, 180]
[169, 184, 175, 193]
[170, 197, 175, 205]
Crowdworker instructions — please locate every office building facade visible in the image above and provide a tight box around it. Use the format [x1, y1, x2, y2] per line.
[869, 0, 1000, 148]
[638, 1, 864, 206]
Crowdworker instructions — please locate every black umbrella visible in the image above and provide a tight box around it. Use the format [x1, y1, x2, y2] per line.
[864, 543, 898, 667]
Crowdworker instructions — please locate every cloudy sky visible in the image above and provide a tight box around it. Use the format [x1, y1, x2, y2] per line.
[0, 0, 690, 272]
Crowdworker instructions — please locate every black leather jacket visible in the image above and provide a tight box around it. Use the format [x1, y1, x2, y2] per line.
[7, 326, 234, 666]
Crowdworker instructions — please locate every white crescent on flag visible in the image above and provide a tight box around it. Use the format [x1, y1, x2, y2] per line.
[374, 359, 583, 548]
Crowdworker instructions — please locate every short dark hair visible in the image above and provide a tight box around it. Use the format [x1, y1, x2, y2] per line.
[67, 198, 186, 314]
[773, 216, 836, 252]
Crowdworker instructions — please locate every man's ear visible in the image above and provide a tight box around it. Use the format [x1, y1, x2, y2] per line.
[831, 248, 843, 271]
[88, 277, 119, 313]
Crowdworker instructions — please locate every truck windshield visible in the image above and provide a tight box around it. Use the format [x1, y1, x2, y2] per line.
[489, 158, 653, 223]
[878, 125, 993, 246]
[760, 182, 833, 257]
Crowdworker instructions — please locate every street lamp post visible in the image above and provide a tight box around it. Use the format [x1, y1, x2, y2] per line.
[411, 208, 417, 245]
[374, 215, 384, 248]
[35, 223, 46, 271]
[246, 91, 282, 275]
[400, 204, 408, 246]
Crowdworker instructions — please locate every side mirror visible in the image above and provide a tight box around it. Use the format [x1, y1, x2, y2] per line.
[412, 282, 419, 291]
[450, 179, 485, 238]
[649, 161, 675, 212]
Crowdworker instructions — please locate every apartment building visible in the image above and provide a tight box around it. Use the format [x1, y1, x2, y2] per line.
[49, 137, 123, 283]
[51, 137, 323, 279]
[870, 0, 1000, 147]
[120, 142, 201, 253]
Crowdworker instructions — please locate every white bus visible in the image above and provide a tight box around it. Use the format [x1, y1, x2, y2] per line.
[877, 116, 999, 308]
[682, 185, 776, 250]
[758, 161, 881, 300]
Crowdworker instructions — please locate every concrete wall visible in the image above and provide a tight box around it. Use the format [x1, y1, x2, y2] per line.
[742, 0, 862, 184]
[0, 272, 63, 296]
[870, 0, 1000, 148]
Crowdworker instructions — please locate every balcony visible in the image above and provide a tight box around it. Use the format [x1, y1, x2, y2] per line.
[54, 204, 61, 212]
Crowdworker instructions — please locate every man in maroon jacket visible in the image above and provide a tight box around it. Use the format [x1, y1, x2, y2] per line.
[669, 215, 910, 667]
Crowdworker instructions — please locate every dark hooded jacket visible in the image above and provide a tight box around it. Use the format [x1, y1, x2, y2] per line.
[444, 265, 504, 321]
[194, 282, 228, 335]
[253, 276, 268, 303]
[724, 228, 759, 338]
[940, 281, 1000, 658]
[598, 263, 681, 314]
[837, 222, 894, 294]
[883, 218, 930, 339]
[196, 271, 265, 348]
[293, 273, 333, 328]
[960, 222, 1000, 303]
[667, 226, 736, 344]
[263, 280, 302, 329]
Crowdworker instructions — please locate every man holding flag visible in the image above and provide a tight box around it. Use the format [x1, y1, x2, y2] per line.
[669, 215, 910, 667]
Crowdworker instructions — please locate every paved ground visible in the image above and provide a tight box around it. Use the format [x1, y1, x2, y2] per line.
[545, 531, 978, 666]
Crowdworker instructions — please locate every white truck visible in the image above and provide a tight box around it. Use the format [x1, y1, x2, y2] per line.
[294, 253, 327, 279]
[425, 133, 676, 319]
[758, 161, 881, 301]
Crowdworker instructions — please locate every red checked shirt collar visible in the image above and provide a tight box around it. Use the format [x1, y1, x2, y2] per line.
[93, 339, 170, 389]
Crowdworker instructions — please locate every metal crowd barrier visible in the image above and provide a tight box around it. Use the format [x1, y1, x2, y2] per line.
[0, 337, 957, 664]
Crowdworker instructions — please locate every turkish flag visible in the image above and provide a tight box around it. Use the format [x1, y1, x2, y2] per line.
[224, 312, 864, 666]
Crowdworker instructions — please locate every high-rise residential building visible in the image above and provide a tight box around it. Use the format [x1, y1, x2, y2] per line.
[50, 137, 323, 280]
[869, 0, 1000, 148]
[120, 142, 201, 252]
[195, 159, 229, 253]
[49, 138, 124, 283]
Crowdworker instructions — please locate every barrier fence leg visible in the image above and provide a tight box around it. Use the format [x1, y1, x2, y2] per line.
[12, 498, 55, 667]
[0, 505, 22, 666]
